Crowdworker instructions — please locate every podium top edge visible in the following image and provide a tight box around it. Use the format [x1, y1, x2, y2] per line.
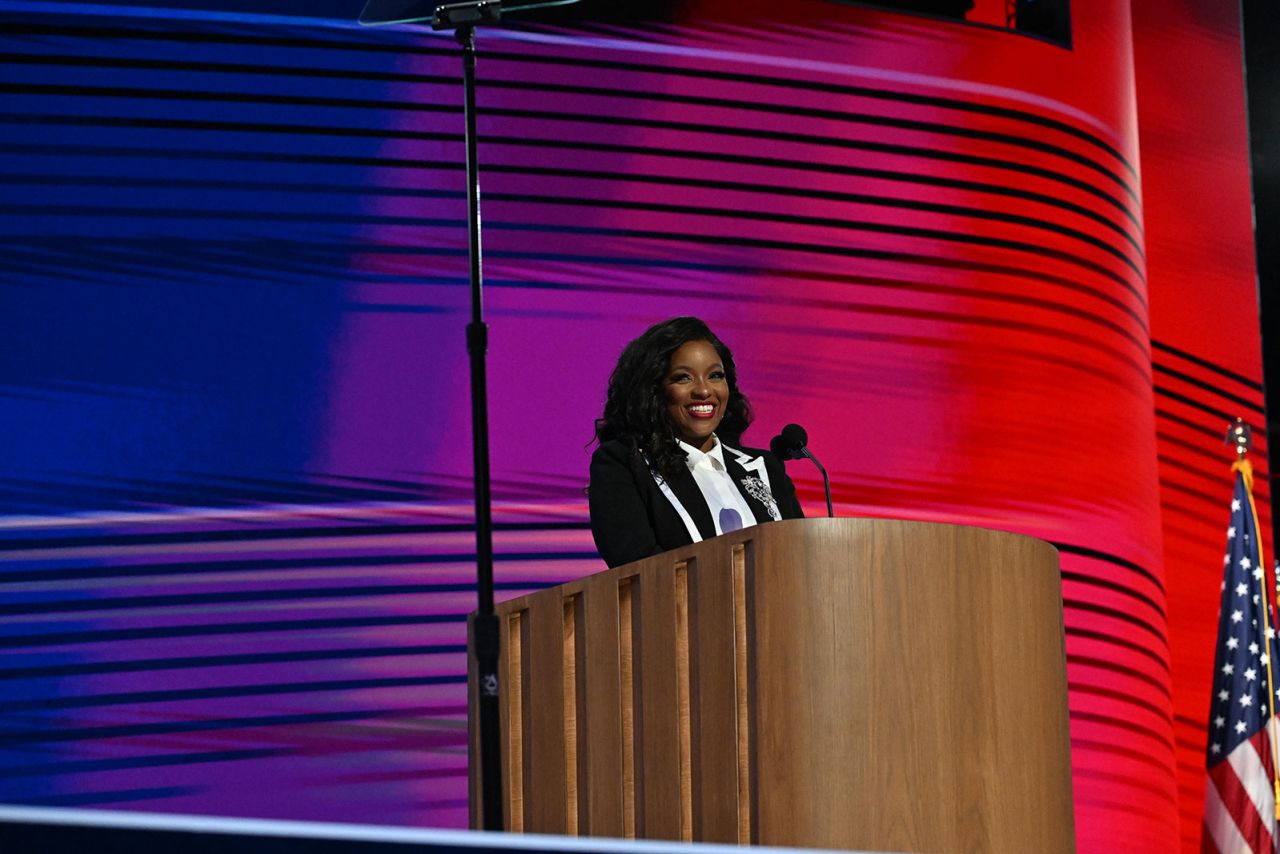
[0, 805, 901, 854]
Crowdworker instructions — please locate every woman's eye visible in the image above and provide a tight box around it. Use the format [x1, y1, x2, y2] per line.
[710, 371, 725, 380]
[670, 373, 690, 383]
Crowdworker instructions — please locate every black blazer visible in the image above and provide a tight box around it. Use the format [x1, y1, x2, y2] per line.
[589, 438, 804, 569]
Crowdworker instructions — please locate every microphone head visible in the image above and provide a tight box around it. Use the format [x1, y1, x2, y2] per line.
[780, 423, 808, 449]
[770, 423, 808, 460]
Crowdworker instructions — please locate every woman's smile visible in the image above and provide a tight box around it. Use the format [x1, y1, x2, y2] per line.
[665, 339, 728, 451]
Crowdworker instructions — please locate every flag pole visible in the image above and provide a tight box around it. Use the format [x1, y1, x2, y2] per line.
[1228, 417, 1280, 818]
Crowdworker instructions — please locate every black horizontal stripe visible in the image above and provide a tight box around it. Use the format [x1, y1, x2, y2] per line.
[488, 51, 1135, 175]
[1, 21, 457, 58]
[1157, 431, 1250, 468]
[12, 77, 1123, 202]
[4, 752, 464, 786]
[1156, 477, 1230, 510]
[460, 257, 1116, 342]
[0, 80, 457, 119]
[0, 51, 459, 85]
[0, 704, 468, 745]
[1154, 362, 1264, 414]
[512, 162, 1141, 254]
[1, 229, 1151, 334]
[0, 644, 467, 680]
[764, 267, 1146, 339]
[0, 550, 598, 585]
[1153, 339, 1264, 391]
[1157, 453, 1242, 489]
[485, 90, 1138, 200]
[0, 519, 589, 552]
[1065, 626, 1170, 674]
[1069, 709, 1175, 753]
[1160, 445, 1268, 487]
[805, 298, 1149, 374]
[1159, 497, 1231, 527]
[0, 747, 291, 779]
[483, 190, 1143, 279]
[1173, 712, 1206, 730]
[14, 111, 455, 142]
[1062, 598, 1168, 647]
[1068, 653, 1173, 701]
[5, 21, 1137, 175]
[1155, 408, 1237, 443]
[1155, 385, 1261, 427]
[1, 169, 1144, 263]
[1070, 736, 1180, 776]
[16, 74, 1126, 215]
[1052, 542, 1166, 595]
[16, 786, 196, 807]
[0, 614, 468, 649]
[3, 199, 1147, 303]
[6, 109, 1140, 226]
[1067, 680, 1172, 723]
[0, 674, 465, 712]
[489, 220, 1146, 301]
[0, 580, 559, 617]
[0, 137, 1143, 238]
[1061, 570, 1166, 622]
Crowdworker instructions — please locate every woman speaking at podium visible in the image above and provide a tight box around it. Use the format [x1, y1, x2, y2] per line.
[589, 317, 804, 568]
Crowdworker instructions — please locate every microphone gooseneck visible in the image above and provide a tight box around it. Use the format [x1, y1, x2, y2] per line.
[769, 423, 833, 518]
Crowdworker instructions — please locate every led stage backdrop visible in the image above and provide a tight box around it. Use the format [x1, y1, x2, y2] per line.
[1130, 0, 1270, 847]
[0, 1, 1267, 852]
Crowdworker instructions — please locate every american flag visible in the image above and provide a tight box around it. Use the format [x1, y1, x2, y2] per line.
[1204, 460, 1280, 853]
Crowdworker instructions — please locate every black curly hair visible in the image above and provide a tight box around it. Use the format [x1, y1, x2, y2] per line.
[595, 317, 753, 483]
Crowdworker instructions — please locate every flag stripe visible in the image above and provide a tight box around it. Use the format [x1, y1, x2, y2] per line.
[1201, 823, 1221, 854]
[1205, 768, 1256, 854]
[1236, 733, 1278, 821]
[1208, 747, 1269, 850]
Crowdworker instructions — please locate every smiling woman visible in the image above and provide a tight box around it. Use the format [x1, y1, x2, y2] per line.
[589, 317, 805, 568]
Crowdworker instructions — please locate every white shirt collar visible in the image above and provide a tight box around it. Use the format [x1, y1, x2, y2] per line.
[677, 436, 727, 471]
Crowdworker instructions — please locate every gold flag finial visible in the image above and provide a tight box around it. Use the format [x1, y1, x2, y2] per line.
[1227, 417, 1252, 459]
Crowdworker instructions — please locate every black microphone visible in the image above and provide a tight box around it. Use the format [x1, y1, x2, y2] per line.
[769, 423, 833, 517]
[770, 423, 809, 460]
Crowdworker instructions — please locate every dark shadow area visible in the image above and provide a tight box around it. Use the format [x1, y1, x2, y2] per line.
[1244, 0, 1280, 553]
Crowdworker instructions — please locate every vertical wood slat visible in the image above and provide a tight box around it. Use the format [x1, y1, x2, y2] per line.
[733, 544, 752, 844]
[689, 546, 744, 843]
[582, 582, 623, 836]
[562, 595, 581, 835]
[638, 561, 682, 839]
[527, 594, 568, 833]
[619, 576, 639, 839]
[675, 563, 692, 842]
[506, 611, 527, 832]
[619, 578, 640, 839]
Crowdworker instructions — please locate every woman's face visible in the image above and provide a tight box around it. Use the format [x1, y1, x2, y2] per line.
[664, 339, 728, 452]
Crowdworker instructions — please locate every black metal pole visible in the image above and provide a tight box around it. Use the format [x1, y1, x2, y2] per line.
[801, 447, 834, 517]
[457, 22, 504, 833]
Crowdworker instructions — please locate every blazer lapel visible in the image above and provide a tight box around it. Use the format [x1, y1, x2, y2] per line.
[723, 452, 774, 525]
[666, 468, 717, 541]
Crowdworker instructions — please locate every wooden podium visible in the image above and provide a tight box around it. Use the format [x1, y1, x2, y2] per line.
[469, 518, 1075, 852]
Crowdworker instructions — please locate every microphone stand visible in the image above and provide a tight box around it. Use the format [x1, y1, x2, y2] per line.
[436, 0, 503, 832]
[800, 447, 834, 518]
[359, 0, 576, 829]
